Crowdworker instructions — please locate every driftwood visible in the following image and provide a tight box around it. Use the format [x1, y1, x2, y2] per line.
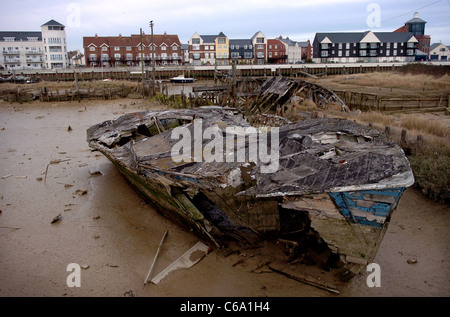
[144, 229, 168, 287]
[268, 264, 340, 294]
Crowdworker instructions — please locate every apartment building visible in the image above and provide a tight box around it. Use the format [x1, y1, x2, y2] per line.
[268, 38, 287, 64]
[83, 32, 182, 67]
[229, 39, 254, 64]
[313, 31, 418, 63]
[0, 19, 68, 70]
[251, 31, 267, 65]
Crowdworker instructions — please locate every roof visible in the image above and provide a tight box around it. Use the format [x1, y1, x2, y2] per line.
[314, 31, 417, 44]
[429, 43, 447, 51]
[199, 35, 218, 43]
[41, 19, 64, 27]
[83, 34, 180, 48]
[0, 31, 42, 41]
[229, 39, 252, 46]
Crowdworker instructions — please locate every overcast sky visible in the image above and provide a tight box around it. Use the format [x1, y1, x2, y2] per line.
[1, 0, 449, 51]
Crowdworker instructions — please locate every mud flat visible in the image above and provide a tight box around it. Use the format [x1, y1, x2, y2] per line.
[0, 99, 449, 297]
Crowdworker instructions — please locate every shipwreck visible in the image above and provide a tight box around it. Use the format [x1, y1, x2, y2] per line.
[87, 106, 414, 281]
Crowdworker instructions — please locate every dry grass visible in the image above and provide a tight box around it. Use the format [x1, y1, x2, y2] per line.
[400, 116, 449, 138]
[0, 80, 139, 93]
[334, 72, 450, 91]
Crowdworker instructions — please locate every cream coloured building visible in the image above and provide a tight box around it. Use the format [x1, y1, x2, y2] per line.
[0, 19, 69, 71]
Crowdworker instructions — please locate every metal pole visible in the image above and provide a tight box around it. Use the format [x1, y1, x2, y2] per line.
[140, 28, 145, 97]
[150, 20, 156, 94]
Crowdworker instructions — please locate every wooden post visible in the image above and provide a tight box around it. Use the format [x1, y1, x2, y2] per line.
[401, 129, 407, 144]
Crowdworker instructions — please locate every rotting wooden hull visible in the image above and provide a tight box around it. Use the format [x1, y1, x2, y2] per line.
[87, 107, 414, 280]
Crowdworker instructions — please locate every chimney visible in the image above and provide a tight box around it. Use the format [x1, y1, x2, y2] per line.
[95, 33, 98, 38]
[119, 33, 122, 38]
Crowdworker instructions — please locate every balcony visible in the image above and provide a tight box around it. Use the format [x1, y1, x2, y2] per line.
[5, 58, 21, 63]
[3, 50, 20, 54]
[26, 50, 42, 54]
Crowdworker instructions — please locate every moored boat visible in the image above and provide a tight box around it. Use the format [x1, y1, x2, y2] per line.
[170, 74, 195, 83]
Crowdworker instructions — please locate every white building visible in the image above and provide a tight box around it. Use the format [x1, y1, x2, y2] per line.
[0, 19, 69, 71]
[429, 43, 450, 61]
[41, 20, 69, 69]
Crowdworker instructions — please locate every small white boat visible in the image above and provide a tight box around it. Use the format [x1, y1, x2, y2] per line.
[170, 74, 195, 83]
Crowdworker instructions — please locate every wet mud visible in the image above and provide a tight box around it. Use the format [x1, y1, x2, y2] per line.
[0, 99, 448, 297]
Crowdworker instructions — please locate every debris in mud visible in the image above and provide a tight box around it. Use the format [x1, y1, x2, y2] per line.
[268, 263, 340, 294]
[2, 174, 13, 179]
[407, 258, 418, 264]
[89, 168, 103, 176]
[150, 241, 210, 285]
[81, 264, 90, 269]
[51, 214, 62, 224]
[44, 158, 71, 182]
[67, 125, 72, 132]
[75, 189, 88, 196]
[123, 290, 134, 297]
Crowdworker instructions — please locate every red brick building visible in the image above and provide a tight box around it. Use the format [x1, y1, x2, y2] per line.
[83, 32, 182, 67]
[267, 39, 287, 64]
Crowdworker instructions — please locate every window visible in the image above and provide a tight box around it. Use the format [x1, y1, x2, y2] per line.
[338, 51, 342, 57]
[192, 45, 200, 50]
[370, 50, 377, 56]
[256, 37, 264, 43]
[89, 47, 95, 51]
[321, 44, 329, 49]
[89, 54, 97, 61]
[407, 42, 415, 48]
[407, 49, 414, 56]
[321, 51, 328, 57]
[230, 45, 235, 49]
[126, 47, 132, 51]
[192, 53, 200, 59]
[114, 47, 120, 51]
[257, 45, 264, 49]
[269, 45, 272, 49]
[370, 43, 378, 49]
[345, 51, 350, 57]
[218, 38, 226, 44]
[360, 43, 367, 49]
[210, 45, 214, 50]
[393, 43, 397, 49]
[126, 54, 133, 60]
[257, 52, 264, 58]
[231, 52, 239, 58]
[161, 46, 167, 50]
[235, 45, 240, 49]
[393, 50, 397, 56]
[192, 38, 200, 44]
[346, 43, 350, 49]
[172, 45, 178, 50]
[359, 50, 367, 57]
[386, 43, 391, 49]
[244, 52, 252, 58]
[114, 54, 121, 59]
[102, 46, 108, 51]
[338, 43, 342, 50]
